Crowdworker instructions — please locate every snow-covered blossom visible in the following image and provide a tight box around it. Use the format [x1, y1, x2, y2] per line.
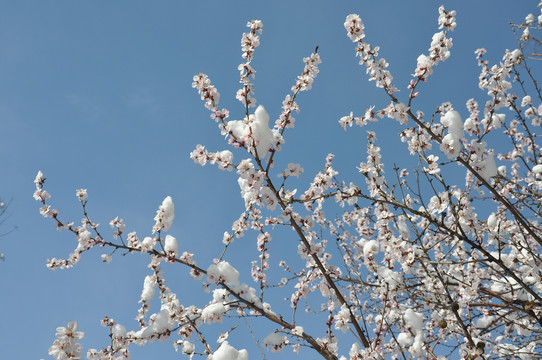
[209, 341, 248, 360]
[211, 150, 234, 171]
[440, 110, 464, 139]
[263, 332, 288, 353]
[414, 54, 433, 78]
[478, 152, 498, 181]
[510, 49, 523, 64]
[141, 275, 156, 302]
[153, 196, 175, 232]
[292, 326, 304, 336]
[227, 105, 279, 158]
[180, 341, 195, 357]
[521, 95, 532, 107]
[490, 275, 535, 303]
[363, 240, 379, 256]
[112, 324, 126, 339]
[413, 7, 455, 81]
[141, 236, 155, 252]
[440, 133, 461, 159]
[522, 27, 530, 40]
[207, 261, 240, 287]
[191, 146, 235, 171]
[164, 234, 178, 258]
[488, 113, 505, 129]
[430, 31, 453, 63]
[403, 309, 425, 357]
[201, 302, 228, 324]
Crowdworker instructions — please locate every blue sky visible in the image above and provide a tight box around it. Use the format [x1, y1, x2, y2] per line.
[0, 1, 536, 359]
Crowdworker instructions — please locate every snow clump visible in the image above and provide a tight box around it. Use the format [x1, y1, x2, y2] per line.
[227, 105, 280, 159]
[209, 341, 248, 360]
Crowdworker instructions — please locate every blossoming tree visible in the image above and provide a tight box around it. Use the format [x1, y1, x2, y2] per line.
[37, 4, 542, 360]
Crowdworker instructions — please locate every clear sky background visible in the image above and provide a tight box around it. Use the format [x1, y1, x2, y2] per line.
[0, 1, 536, 359]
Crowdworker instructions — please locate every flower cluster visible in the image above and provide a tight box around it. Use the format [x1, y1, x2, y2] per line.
[274, 95, 299, 129]
[190, 145, 235, 170]
[236, 20, 263, 108]
[192, 73, 220, 111]
[384, 101, 410, 125]
[271, 48, 321, 161]
[519, 7, 542, 40]
[48, 321, 84, 360]
[344, 14, 396, 93]
[476, 48, 518, 130]
[277, 163, 304, 179]
[414, 6, 456, 79]
[291, 51, 321, 93]
[338, 106, 384, 130]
